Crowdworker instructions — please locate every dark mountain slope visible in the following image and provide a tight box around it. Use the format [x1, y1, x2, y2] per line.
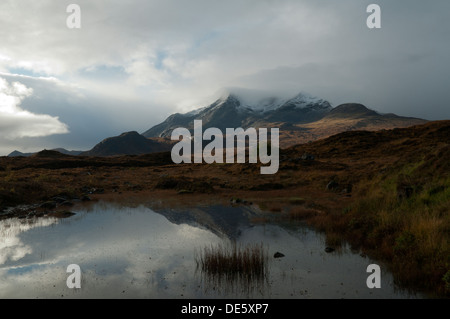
[80, 131, 173, 156]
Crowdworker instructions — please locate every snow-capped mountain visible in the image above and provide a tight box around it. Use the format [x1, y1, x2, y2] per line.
[213, 89, 331, 113]
[142, 88, 426, 148]
[142, 90, 332, 138]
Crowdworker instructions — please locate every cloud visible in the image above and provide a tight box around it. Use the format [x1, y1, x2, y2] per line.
[0, 72, 179, 155]
[0, 77, 69, 139]
[0, 217, 59, 266]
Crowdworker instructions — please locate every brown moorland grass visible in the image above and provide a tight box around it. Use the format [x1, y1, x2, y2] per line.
[286, 131, 450, 296]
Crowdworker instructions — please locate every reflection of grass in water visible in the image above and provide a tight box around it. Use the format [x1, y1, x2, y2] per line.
[195, 241, 269, 296]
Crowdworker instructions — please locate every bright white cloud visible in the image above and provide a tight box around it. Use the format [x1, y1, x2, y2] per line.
[0, 77, 69, 139]
[0, 217, 59, 265]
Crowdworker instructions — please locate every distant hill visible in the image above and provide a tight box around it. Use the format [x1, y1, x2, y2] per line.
[80, 131, 173, 157]
[280, 103, 428, 147]
[142, 90, 428, 148]
[7, 150, 35, 157]
[325, 103, 380, 118]
[31, 150, 72, 158]
[8, 148, 83, 157]
[51, 148, 83, 156]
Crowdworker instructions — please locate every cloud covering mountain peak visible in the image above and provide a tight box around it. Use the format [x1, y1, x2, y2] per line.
[208, 87, 331, 113]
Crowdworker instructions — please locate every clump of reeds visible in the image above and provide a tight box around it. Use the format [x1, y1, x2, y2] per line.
[195, 241, 269, 283]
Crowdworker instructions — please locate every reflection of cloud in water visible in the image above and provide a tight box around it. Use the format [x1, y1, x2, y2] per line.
[0, 205, 222, 298]
[0, 217, 59, 265]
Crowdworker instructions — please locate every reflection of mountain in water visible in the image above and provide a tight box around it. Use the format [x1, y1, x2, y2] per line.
[153, 204, 270, 297]
[153, 205, 261, 239]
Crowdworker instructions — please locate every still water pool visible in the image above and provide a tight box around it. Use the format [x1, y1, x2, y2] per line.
[0, 201, 422, 298]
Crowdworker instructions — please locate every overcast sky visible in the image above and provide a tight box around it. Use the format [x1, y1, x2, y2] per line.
[0, 0, 449, 155]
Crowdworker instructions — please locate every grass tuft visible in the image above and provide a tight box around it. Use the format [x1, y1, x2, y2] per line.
[195, 241, 269, 294]
[196, 242, 268, 278]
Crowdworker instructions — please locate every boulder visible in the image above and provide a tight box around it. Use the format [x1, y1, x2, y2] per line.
[40, 201, 57, 209]
[326, 180, 339, 190]
[274, 252, 285, 258]
[301, 153, 315, 161]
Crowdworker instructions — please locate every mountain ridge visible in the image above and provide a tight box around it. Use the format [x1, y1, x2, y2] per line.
[142, 91, 427, 147]
[8, 148, 83, 157]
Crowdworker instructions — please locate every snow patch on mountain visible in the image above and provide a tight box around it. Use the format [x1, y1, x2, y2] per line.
[220, 88, 331, 113]
[178, 88, 332, 118]
[285, 93, 329, 108]
[184, 106, 208, 116]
